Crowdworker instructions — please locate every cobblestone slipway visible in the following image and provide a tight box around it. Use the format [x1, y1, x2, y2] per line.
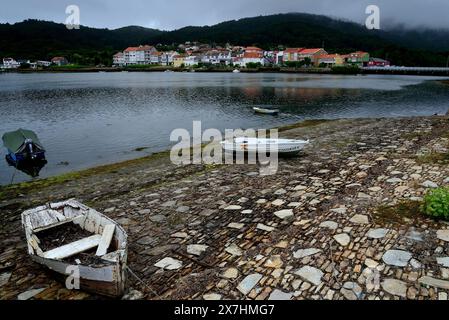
[1, 116, 449, 300]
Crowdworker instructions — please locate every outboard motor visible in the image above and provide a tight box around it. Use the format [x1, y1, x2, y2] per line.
[24, 138, 36, 160]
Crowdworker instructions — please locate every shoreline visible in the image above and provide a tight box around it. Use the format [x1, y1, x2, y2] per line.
[2, 115, 449, 300]
[2, 115, 449, 200]
[4, 67, 449, 77]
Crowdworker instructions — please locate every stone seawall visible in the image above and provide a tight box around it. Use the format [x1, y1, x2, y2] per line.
[1, 116, 449, 300]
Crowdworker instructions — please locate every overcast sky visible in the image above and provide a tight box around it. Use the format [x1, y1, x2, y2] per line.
[2, 0, 449, 30]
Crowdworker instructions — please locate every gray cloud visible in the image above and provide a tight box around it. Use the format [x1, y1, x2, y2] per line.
[1, 0, 449, 30]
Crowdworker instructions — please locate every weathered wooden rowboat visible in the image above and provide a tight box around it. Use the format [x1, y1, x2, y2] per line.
[22, 199, 128, 297]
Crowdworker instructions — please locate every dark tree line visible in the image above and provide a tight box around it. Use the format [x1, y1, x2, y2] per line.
[1, 14, 449, 67]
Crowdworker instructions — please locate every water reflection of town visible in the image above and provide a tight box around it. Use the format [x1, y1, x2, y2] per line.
[234, 85, 367, 118]
[242, 86, 362, 102]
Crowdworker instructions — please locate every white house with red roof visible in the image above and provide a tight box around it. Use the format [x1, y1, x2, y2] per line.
[233, 46, 266, 67]
[123, 45, 157, 65]
[234, 52, 266, 67]
[244, 46, 264, 55]
[51, 57, 69, 66]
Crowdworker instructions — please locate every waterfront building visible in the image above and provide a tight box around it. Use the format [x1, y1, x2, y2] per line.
[201, 50, 232, 65]
[113, 52, 125, 66]
[316, 54, 345, 67]
[298, 48, 328, 64]
[2, 58, 20, 69]
[346, 51, 370, 67]
[173, 54, 186, 67]
[283, 48, 304, 62]
[37, 60, 52, 67]
[184, 55, 200, 66]
[368, 57, 391, 67]
[51, 57, 69, 66]
[160, 51, 178, 66]
[123, 45, 157, 65]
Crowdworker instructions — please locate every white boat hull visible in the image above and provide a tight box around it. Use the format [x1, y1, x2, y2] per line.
[221, 138, 309, 155]
[253, 107, 279, 115]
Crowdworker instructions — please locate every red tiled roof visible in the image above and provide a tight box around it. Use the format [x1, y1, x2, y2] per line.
[124, 47, 139, 52]
[243, 52, 263, 59]
[124, 45, 154, 52]
[284, 48, 304, 53]
[245, 46, 263, 51]
[299, 48, 324, 54]
[51, 57, 67, 61]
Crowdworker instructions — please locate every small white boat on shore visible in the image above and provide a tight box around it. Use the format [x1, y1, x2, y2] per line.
[221, 137, 310, 155]
[22, 199, 128, 297]
[253, 107, 279, 115]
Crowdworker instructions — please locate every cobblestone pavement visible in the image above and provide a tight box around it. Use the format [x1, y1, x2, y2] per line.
[1, 116, 449, 300]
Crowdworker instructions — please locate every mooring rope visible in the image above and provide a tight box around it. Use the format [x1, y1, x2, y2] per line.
[126, 266, 162, 300]
[9, 166, 17, 185]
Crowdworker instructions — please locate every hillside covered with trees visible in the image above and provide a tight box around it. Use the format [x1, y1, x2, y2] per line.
[1, 13, 448, 66]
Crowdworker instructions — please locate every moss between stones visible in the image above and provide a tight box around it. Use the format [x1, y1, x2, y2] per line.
[374, 200, 423, 225]
[402, 131, 431, 140]
[277, 119, 330, 133]
[0, 150, 171, 201]
[416, 152, 449, 164]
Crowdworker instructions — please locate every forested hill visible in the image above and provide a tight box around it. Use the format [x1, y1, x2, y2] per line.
[1, 13, 448, 66]
[0, 20, 163, 64]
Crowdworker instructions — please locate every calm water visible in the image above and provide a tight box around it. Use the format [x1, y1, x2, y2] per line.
[1, 72, 448, 185]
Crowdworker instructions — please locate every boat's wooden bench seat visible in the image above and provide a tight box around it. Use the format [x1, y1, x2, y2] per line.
[41, 224, 116, 260]
[43, 235, 102, 260]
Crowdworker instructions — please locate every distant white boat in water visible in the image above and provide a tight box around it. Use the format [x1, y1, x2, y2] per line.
[221, 137, 310, 155]
[233, 69, 240, 73]
[253, 107, 279, 115]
